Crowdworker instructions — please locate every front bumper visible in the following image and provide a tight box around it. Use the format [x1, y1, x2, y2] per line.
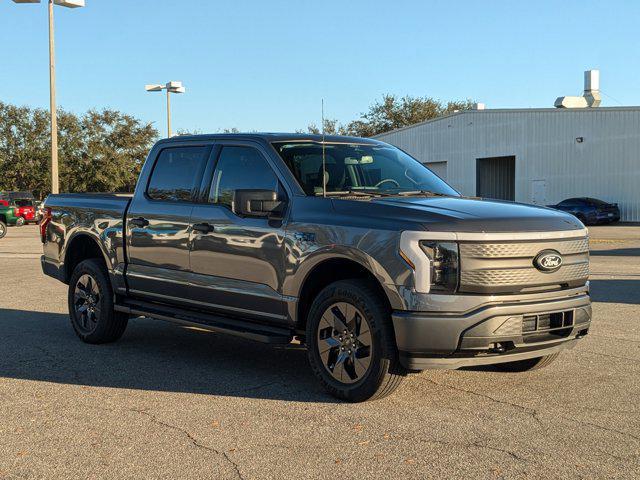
[392, 289, 591, 370]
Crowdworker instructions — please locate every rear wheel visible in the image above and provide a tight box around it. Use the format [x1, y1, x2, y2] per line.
[306, 280, 406, 402]
[0, 221, 6, 239]
[15, 216, 25, 226]
[68, 259, 128, 344]
[490, 353, 559, 372]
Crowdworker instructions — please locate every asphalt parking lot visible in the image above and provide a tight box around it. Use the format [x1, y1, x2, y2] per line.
[0, 225, 638, 479]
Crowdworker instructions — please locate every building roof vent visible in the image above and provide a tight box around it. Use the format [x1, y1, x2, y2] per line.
[554, 70, 601, 108]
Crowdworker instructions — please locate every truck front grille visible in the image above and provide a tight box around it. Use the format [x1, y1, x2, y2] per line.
[459, 237, 589, 294]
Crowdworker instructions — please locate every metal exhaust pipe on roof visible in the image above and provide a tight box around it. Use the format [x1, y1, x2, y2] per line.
[554, 70, 601, 108]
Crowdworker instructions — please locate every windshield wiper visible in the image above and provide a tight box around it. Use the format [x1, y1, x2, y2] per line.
[395, 190, 450, 197]
[316, 189, 394, 197]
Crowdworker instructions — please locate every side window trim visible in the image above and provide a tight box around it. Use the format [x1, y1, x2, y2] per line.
[206, 144, 288, 214]
[205, 140, 293, 205]
[209, 167, 224, 204]
[196, 145, 222, 203]
[145, 144, 213, 204]
[213, 140, 295, 199]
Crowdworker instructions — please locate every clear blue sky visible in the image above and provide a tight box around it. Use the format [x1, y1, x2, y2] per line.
[1, 0, 639, 135]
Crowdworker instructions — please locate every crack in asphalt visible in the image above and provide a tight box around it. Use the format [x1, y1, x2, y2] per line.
[395, 434, 531, 464]
[589, 335, 640, 345]
[559, 416, 640, 443]
[225, 381, 281, 395]
[419, 377, 545, 429]
[420, 378, 640, 447]
[130, 409, 245, 480]
[583, 406, 639, 415]
[471, 440, 528, 462]
[578, 350, 640, 363]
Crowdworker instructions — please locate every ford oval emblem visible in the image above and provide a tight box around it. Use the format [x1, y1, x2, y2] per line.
[534, 250, 563, 272]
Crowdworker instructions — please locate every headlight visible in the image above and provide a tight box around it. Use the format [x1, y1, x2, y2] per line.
[419, 241, 459, 293]
[399, 232, 460, 294]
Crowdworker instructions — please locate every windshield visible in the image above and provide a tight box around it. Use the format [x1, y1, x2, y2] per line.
[13, 199, 33, 207]
[272, 142, 459, 196]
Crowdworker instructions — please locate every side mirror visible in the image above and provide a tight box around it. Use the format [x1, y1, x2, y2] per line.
[234, 189, 285, 218]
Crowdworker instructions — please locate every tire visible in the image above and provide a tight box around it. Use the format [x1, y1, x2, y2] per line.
[68, 258, 128, 344]
[15, 216, 25, 227]
[490, 353, 559, 372]
[0, 221, 6, 239]
[306, 279, 406, 402]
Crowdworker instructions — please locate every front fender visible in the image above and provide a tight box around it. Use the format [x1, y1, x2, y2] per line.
[282, 230, 406, 312]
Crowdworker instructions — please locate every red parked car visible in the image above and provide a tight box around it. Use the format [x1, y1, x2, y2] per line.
[0, 191, 38, 225]
[13, 199, 37, 225]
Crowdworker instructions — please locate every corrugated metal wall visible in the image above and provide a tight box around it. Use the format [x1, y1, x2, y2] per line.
[376, 108, 640, 222]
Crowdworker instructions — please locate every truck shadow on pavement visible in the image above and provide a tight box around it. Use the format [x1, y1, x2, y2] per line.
[589, 279, 640, 305]
[590, 247, 640, 257]
[0, 308, 335, 403]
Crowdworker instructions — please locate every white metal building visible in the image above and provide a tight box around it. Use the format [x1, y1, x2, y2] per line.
[376, 106, 640, 222]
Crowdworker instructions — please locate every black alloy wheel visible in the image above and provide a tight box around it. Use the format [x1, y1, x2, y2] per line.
[68, 259, 128, 344]
[72, 273, 102, 334]
[316, 302, 373, 384]
[306, 280, 406, 402]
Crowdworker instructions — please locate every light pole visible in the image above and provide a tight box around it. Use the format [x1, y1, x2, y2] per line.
[13, 0, 85, 195]
[145, 81, 186, 137]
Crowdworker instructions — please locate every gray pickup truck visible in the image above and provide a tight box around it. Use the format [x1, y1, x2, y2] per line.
[41, 133, 591, 402]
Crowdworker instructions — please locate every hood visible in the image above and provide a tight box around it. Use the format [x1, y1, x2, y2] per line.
[333, 196, 584, 233]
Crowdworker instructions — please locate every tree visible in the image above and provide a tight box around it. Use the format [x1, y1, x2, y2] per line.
[0, 101, 157, 198]
[305, 94, 475, 137]
[0, 102, 51, 198]
[62, 109, 157, 193]
[303, 118, 348, 136]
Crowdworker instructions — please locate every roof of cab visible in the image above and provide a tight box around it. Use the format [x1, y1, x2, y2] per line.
[156, 132, 385, 145]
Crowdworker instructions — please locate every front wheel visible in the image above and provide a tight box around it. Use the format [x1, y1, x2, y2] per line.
[0, 221, 6, 239]
[68, 258, 128, 344]
[306, 280, 406, 402]
[15, 216, 25, 227]
[490, 353, 559, 372]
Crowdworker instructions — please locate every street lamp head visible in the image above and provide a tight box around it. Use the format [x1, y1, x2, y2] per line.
[13, 0, 85, 7]
[167, 81, 183, 89]
[145, 84, 164, 92]
[170, 86, 186, 94]
[54, 0, 85, 7]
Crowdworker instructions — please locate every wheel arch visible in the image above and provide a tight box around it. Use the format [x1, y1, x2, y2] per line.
[63, 232, 111, 282]
[293, 253, 403, 332]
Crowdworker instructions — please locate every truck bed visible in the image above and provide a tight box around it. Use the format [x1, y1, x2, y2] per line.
[42, 193, 133, 287]
[45, 192, 132, 211]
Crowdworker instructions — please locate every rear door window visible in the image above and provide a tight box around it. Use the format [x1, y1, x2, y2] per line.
[147, 146, 210, 202]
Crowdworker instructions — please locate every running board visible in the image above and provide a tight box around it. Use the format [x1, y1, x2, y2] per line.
[114, 300, 293, 344]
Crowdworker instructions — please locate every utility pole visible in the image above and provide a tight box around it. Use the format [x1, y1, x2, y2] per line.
[48, 0, 59, 193]
[12, 0, 86, 194]
[166, 88, 172, 137]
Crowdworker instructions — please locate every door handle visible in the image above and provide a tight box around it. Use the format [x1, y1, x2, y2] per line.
[129, 217, 149, 228]
[192, 222, 215, 234]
